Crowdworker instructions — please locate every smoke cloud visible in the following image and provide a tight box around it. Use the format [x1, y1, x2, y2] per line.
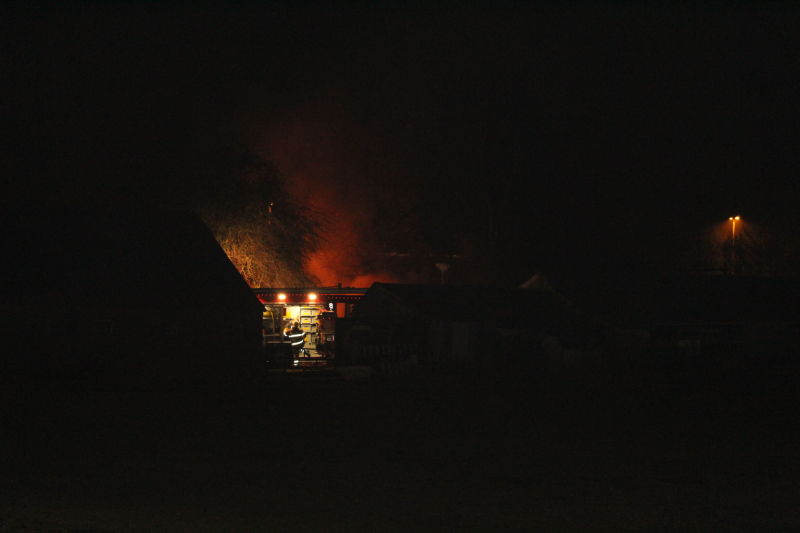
[255, 98, 409, 288]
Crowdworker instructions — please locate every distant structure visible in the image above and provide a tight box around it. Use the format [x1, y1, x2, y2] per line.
[0, 209, 264, 370]
[544, 268, 800, 359]
[519, 271, 554, 291]
[343, 282, 602, 372]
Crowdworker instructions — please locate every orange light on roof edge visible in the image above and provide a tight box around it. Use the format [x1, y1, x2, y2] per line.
[309, 293, 317, 300]
[278, 293, 286, 300]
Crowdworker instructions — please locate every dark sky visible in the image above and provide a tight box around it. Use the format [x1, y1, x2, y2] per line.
[2, 3, 799, 284]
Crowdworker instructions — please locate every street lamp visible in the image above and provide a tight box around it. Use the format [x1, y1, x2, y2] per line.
[729, 216, 740, 274]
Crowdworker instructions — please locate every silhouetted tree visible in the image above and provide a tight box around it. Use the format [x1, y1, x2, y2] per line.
[687, 221, 797, 277]
[195, 151, 322, 287]
[686, 227, 727, 274]
[726, 223, 795, 276]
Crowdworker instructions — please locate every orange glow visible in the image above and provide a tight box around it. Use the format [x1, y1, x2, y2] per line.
[729, 216, 741, 235]
[278, 293, 286, 300]
[260, 112, 409, 288]
[349, 273, 402, 287]
[308, 293, 317, 300]
[728, 216, 741, 274]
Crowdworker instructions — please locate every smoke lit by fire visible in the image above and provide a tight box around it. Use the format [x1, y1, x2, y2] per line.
[258, 107, 405, 288]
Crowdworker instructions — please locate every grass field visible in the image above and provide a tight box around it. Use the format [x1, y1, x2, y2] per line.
[1, 356, 799, 532]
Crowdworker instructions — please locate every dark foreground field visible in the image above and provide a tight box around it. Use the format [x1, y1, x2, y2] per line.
[1, 357, 799, 533]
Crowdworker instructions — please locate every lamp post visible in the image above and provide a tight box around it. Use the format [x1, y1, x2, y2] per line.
[729, 216, 740, 274]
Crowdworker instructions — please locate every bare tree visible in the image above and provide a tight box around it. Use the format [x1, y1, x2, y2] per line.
[687, 220, 796, 277]
[196, 151, 322, 287]
[685, 227, 727, 274]
[728, 223, 794, 277]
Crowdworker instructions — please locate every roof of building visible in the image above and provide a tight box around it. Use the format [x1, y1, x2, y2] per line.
[0, 208, 261, 313]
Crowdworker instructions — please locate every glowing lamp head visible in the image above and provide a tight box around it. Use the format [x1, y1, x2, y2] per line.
[278, 293, 286, 301]
[308, 293, 317, 301]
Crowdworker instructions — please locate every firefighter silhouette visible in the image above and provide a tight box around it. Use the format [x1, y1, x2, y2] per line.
[287, 321, 307, 357]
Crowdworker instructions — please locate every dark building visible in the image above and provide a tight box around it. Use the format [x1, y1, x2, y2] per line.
[548, 270, 800, 361]
[345, 282, 602, 372]
[0, 209, 263, 371]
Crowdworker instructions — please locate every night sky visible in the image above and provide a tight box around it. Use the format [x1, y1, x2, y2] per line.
[3, 3, 799, 285]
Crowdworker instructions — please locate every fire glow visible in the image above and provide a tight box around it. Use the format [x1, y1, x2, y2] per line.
[260, 114, 404, 288]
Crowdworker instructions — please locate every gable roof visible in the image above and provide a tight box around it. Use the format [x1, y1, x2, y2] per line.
[0, 208, 261, 314]
[519, 272, 554, 291]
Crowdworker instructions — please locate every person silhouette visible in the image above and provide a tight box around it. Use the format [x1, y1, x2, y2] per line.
[288, 321, 306, 357]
